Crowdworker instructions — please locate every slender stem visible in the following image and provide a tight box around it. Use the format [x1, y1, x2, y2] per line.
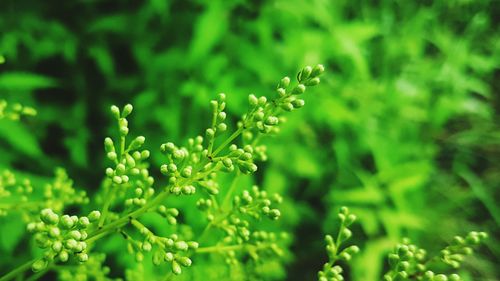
[98, 183, 117, 228]
[207, 107, 218, 156]
[328, 220, 345, 266]
[162, 272, 174, 281]
[25, 267, 49, 281]
[196, 244, 245, 254]
[221, 173, 240, 209]
[212, 127, 243, 157]
[88, 190, 169, 240]
[0, 259, 34, 281]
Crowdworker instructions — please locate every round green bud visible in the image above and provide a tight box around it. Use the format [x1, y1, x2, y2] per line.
[164, 252, 174, 262]
[52, 241, 62, 252]
[104, 138, 114, 152]
[223, 158, 233, 168]
[305, 77, 320, 86]
[105, 168, 114, 177]
[206, 128, 215, 138]
[113, 176, 122, 184]
[434, 274, 448, 281]
[129, 136, 145, 150]
[161, 142, 176, 153]
[311, 64, 325, 77]
[119, 126, 129, 136]
[177, 256, 192, 267]
[217, 112, 227, 121]
[66, 239, 78, 250]
[248, 94, 258, 106]
[340, 228, 352, 241]
[175, 241, 189, 251]
[79, 217, 90, 228]
[32, 259, 48, 272]
[181, 166, 192, 177]
[107, 152, 117, 161]
[135, 252, 144, 262]
[110, 105, 120, 119]
[172, 260, 182, 275]
[258, 96, 267, 106]
[277, 88, 286, 97]
[60, 215, 74, 229]
[217, 123, 227, 132]
[281, 103, 294, 111]
[88, 211, 101, 222]
[77, 253, 89, 262]
[122, 104, 133, 117]
[116, 163, 126, 175]
[269, 209, 281, 220]
[59, 251, 69, 262]
[265, 116, 279, 126]
[142, 241, 152, 252]
[293, 84, 306, 95]
[298, 66, 312, 81]
[279, 76, 291, 88]
[187, 241, 199, 249]
[291, 99, 305, 108]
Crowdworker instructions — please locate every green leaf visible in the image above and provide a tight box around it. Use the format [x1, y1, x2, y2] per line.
[0, 72, 57, 91]
[0, 121, 42, 157]
[0, 214, 25, 254]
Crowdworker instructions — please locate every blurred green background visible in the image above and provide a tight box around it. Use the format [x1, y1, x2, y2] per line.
[0, 0, 499, 280]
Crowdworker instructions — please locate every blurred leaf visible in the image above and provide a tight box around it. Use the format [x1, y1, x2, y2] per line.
[0, 121, 42, 157]
[0, 72, 57, 91]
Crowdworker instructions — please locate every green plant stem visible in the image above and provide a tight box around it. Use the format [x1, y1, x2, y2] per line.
[88, 190, 170, 240]
[162, 272, 174, 281]
[212, 127, 244, 157]
[0, 259, 35, 281]
[196, 244, 246, 254]
[221, 172, 240, 209]
[25, 267, 49, 281]
[329, 220, 345, 266]
[98, 183, 117, 228]
[207, 107, 218, 156]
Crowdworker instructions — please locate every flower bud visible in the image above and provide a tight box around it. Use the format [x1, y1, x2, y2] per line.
[292, 84, 306, 95]
[122, 104, 133, 117]
[248, 94, 258, 106]
[278, 76, 291, 88]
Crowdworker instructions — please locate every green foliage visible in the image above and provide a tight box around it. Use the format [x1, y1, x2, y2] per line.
[0, 1, 499, 280]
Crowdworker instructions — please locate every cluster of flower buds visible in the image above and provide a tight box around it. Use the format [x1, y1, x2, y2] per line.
[384, 231, 488, 281]
[105, 104, 155, 208]
[160, 141, 200, 195]
[206, 93, 228, 155]
[233, 185, 282, 220]
[0, 100, 37, 120]
[58, 253, 116, 281]
[421, 272, 461, 281]
[44, 168, 88, 213]
[440, 231, 488, 268]
[319, 207, 359, 281]
[384, 239, 427, 281]
[0, 170, 33, 216]
[127, 220, 198, 275]
[318, 264, 344, 281]
[220, 231, 287, 266]
[221, 216, 251, 243]
[224, 144, 258, 174]
[247, 94, 280, 134]
[278, 64, 324, 111]
[27, 209, 101, 272]
[156, 205, 180, 225]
